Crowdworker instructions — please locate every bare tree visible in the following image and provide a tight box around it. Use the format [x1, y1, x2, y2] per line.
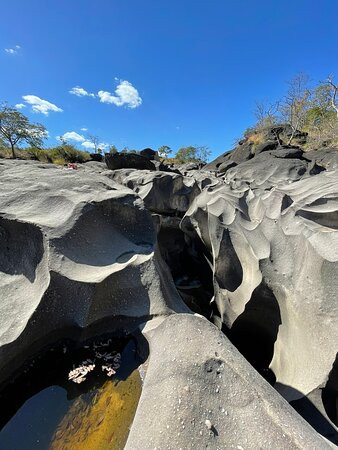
[327, 76, 338, 118]
[254, 101, 279, 129]
[87, 134, 101, 153]
[279, 73, 311, 145]
[58, 135, 67, 146]
[196, 146, 211, 163]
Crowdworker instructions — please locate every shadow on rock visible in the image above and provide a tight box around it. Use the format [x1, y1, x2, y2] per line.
[226, 281, 281, 384]
[276, 383, 338, 445]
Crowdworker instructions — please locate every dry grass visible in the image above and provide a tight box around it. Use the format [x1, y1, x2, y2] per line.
[52, 157, 67, 165]
[0, 147, 11, 158]
[246, 131, 265, 145]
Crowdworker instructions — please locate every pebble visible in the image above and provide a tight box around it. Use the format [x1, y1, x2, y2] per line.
[205, 419, 212, 430]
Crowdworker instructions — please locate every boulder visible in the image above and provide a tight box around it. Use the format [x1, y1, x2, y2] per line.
[204, 125, 309, 172]
[105, 153, 156, 170]
[89, 152, 104, 162]
[126, 314, 332, 449]
[139, 148, 159, 161]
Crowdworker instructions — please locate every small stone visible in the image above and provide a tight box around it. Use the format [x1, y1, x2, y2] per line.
[205, 419, 212, 430]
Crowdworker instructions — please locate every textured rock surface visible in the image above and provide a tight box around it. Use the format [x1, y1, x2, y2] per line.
[0, 159, 188, 382]
[182, 150, 338, 399]
[1, 138, 338, 447]
[104, 168, 201, 215]
[127, 314, 332, 449]
[182, 144, 338, 443]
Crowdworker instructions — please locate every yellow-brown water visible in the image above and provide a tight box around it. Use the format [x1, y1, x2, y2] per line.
[51, 369, 142, 450]
[0, 336, 145, 450]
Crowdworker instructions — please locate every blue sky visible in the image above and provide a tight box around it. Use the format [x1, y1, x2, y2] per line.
[1, 0, 338, 159]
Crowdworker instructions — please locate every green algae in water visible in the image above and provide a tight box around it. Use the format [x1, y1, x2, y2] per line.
[0, 336, 144, 450]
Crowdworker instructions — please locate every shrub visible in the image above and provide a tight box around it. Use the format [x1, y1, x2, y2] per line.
[47, 145, 90, 163]
[27, 147, 48, 162]
[52, 157, 67, 165]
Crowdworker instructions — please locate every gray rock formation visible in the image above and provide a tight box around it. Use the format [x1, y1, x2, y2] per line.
[0, 159, 188, 383]
[183, 149, 338, 378]
[0, 134, 337, 447]
[104, 168, 201, 215]
[127, 314, 332, 449]
[182, 144, 338, 443]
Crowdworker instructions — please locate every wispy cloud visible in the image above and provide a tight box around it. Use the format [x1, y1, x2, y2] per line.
[98, 80, 142, 108]
[4, 45, 21, 55]
[15, 103, 26, 109]
[80, 127, 88, 131]
[22, 95, 63, 116]
[81, 141, 109, 150]
[69, 86, 95, 97]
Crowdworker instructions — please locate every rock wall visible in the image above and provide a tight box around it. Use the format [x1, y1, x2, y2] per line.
[0, 160, 188, 382]
[0, 136, 337, 447]
[182, 156, 338, 399]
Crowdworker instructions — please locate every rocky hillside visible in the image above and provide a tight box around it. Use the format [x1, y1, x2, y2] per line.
[0, 126, 337, 448]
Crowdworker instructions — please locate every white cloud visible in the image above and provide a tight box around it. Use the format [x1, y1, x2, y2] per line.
[4, 45, 20, 54]
[98, 80, 142, 108]
[81, 141, 95, 149]
[80, 127, 88, 131]
[22, 95, 63, 115]
[15, 103, 26, 109]
[61, 131, 85, 142]
[69, 86, 95, 97]
[81, 141, 109, 150]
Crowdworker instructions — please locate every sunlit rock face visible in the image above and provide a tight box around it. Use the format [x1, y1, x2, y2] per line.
[0, 160, 188, 382]
[182, 148, 338, 399]
[126, 314, 332, 449]
[0, 137, 337, 448]
[105, 168, 201, 216]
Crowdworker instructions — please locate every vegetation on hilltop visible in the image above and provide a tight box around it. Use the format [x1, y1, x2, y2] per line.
[246, 74, 338, 149]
